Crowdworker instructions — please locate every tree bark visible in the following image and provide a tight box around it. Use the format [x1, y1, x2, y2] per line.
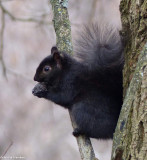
[111, 0, 147, 160]
[50, 0, 98, 160]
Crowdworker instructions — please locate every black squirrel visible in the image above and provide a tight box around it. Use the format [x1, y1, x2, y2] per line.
[32, 23, 124, 139]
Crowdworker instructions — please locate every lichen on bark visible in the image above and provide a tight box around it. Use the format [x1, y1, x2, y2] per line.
[50, 0, 73, 54]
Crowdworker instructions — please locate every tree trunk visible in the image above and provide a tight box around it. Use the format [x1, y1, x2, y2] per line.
[111, 0, 147, 159]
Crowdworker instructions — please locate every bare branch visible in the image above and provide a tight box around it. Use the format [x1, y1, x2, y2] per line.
[50, 0, 98, 159]
[1, 141, 13, 157]
[7, 68, 33, 82]
[0, 2, 7, 78]
[0, 3, 52, 25]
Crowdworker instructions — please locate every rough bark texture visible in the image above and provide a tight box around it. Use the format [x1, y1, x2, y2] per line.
[50, 0, 73, 54]
[120, 0, 147, 95]
[50, 0, 98, 160]
[111, 0, 147, 160]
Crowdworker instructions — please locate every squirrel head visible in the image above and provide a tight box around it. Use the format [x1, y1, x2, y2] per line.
[34, 46, 66, 83]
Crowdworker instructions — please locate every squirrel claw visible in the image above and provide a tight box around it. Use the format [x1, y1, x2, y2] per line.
[72, 128, 82, 137]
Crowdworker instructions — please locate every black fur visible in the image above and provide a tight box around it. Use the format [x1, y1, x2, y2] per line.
[32, 24, 124, 139]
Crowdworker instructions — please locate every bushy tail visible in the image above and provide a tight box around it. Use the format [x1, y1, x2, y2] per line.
[74, 22, 124, 73]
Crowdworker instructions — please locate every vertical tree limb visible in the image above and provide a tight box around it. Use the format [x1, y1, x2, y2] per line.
[111, 0, 147, 159]
[111, 43, 147, 160]
[49, 0, 98, 160]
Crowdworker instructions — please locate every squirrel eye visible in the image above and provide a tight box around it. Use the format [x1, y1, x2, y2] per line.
[43, 66, 51, 72]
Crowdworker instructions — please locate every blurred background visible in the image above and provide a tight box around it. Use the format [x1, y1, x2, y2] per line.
[0, 0, 121, 160]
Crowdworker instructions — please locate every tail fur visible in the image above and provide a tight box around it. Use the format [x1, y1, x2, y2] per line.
[74, 22, 124, 73]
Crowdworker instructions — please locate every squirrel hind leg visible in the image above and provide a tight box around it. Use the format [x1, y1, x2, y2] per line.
[72, 128, 83, 137]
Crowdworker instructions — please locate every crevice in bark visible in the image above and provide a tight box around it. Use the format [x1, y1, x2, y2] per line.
[114, 148, 123, 160]
[137, 121, 144, 153]
[111, 44, 147, 160]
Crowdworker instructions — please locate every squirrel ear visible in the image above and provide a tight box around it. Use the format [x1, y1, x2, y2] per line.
[51, 46, 58, 55]
[51, 46, 62, 69]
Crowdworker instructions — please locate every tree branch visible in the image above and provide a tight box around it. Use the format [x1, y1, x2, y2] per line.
[1, 141, 13, 157]
[0, 2, 7, 78]
[0, 2, 52, 24]
[50, 0, 98, 160]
